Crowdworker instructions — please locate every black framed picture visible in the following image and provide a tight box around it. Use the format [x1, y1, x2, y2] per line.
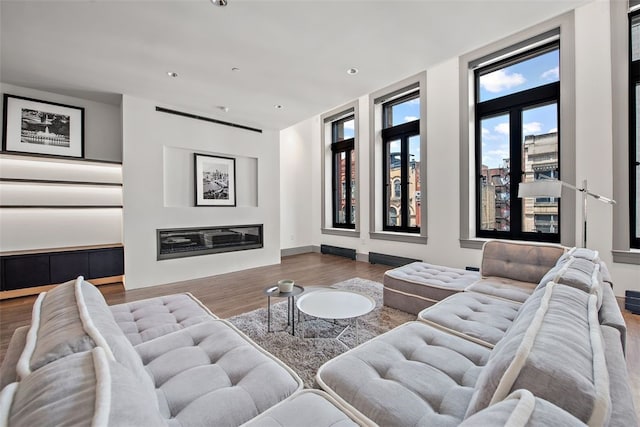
[2, 94, 85, 158]
[194, 153, 236, 206]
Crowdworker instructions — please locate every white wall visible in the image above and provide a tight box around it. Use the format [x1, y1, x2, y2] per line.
[122, 95, 280, 289]
[280, 120, 314, 250]
[280, 0, 640, 297]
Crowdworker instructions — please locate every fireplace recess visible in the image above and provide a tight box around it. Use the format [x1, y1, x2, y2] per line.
[157, 224, 263, 260]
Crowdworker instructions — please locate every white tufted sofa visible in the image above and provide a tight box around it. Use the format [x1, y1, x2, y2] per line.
[317, 242, 637, 426]
[0, 277, 365, 426]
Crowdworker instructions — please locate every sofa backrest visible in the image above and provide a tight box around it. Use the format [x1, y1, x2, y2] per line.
[465, 283, 611, 426]
[13, 277, 154, 391]
[0, 348, 168, 427]
[537, 256, 603, 307]
[480, 240, 565, 284]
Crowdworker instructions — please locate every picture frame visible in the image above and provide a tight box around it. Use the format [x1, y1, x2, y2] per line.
[194, 153, 236, 206]
[2, 94, 85, 159]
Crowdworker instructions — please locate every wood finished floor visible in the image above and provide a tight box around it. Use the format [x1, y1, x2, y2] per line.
[1, 252, 638, 416]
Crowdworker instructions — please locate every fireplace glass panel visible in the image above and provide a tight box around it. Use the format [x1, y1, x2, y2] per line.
[157, 224, 263, 260]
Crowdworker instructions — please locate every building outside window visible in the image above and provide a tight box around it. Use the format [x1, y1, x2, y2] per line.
[630, 10, 640, 248]
[475, 41, 560, 242]
[331, 115, 356, 229]
[382, 91, 421, 233]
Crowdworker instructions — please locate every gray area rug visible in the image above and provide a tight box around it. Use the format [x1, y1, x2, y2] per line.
[227, 278, 414, 388]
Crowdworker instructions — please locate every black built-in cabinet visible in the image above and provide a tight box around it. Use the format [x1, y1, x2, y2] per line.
[1, 246, 123, 291]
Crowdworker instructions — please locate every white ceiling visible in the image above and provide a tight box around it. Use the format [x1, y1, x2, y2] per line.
[1, 0, 590, 131]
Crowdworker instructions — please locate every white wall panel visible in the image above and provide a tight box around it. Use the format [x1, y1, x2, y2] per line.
[0, 156, 122, 183]
[0, 182, 122, 206]
[122, 96, 280, 289]
[0, 209, 122, 252]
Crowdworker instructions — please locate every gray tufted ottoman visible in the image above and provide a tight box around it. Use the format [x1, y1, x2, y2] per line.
[383, 262, 481, 314]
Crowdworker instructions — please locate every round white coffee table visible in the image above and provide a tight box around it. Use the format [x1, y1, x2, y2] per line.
[296, 289, 375, 346]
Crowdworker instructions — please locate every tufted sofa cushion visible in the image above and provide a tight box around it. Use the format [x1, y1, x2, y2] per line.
[465, 277, 537, 303]
[0, 348, 167, 427]
[480, 240, 565, 285]
[110, 293, 218, 346]
[538, 256, 603, 306]
[133, 320, 302, 427]
[317, 321, 491, 426]
[417, 292, 521, 348]
[241, 390, 361, 427]
[383, 262, 480, 314]
[466, 283, 611, 426]
[459, 390, 586, 426]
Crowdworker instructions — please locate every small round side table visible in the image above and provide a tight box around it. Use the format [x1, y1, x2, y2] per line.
[263, 284, 304, 335]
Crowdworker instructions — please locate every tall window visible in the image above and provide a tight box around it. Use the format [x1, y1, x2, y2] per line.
[630, 11, 640, 248]
[382, 91, 420, 232]
[332, 115, 356, 229]
[475, 41, 560, 242]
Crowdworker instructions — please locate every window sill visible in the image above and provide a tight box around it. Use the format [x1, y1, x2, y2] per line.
[321, 228, 360, 238]
[611, 250, 640, 265]
[459, 238, 488, 250]
[369, 231, 427, 244]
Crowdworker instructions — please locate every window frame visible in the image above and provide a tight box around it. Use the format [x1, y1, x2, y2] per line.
[474, 41, 561, 243]
[320, 101, 360, 237]
[369, 73, 427, 244]
[611, 0, 640, 264]
[629, 10, 640, 249]
[381, 99, 420, 233]
[331, 115, 356, 229]
[458, 15, 576, 250]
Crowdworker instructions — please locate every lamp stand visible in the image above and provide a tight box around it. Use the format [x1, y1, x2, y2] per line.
[517, 176, 615, 248]
[581, 179, 587, 248]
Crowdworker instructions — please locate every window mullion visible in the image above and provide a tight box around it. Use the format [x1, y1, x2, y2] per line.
[346, 149, 352, 227]
[331, 151, 338, 227]
[510, 108, 523, 237]
[401, 136, 410, 229]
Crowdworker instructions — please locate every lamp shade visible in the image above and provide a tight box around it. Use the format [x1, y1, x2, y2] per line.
[517, 180, 563, 198]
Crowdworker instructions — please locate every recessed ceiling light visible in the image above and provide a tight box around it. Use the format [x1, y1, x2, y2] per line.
[211, 0, 228, 6]
[274, 104, 283, 109]
[218, 106, 229, 112]
[167, 71, 178, 78]
[347, 67, 359, 75]
[231, 67, 240, 72]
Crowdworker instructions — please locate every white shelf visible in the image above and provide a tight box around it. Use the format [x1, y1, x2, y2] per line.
[0, 154, 122, 184]
[0, 154, 124, 251]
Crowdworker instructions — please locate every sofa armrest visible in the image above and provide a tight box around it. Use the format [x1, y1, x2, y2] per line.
[599, 283, 627, 353]
[0, 326, 29, 389]
[600, 325, 638, 427]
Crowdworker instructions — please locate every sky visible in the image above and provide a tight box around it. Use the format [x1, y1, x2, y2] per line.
[343, 48, 559, 170]
[479, 49, 559, 169]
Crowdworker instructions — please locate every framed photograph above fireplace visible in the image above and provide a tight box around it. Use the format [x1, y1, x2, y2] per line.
[194, 153, 236, 206]
[2, 94, 85, 159]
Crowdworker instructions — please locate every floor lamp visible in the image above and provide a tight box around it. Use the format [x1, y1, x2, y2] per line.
[517, 178, 616, 248]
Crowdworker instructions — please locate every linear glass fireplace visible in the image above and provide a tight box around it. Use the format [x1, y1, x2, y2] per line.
[157, 224, 263, 260]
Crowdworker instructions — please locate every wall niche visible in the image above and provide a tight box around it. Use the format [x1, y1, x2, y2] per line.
[163, 146, 258, 208]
